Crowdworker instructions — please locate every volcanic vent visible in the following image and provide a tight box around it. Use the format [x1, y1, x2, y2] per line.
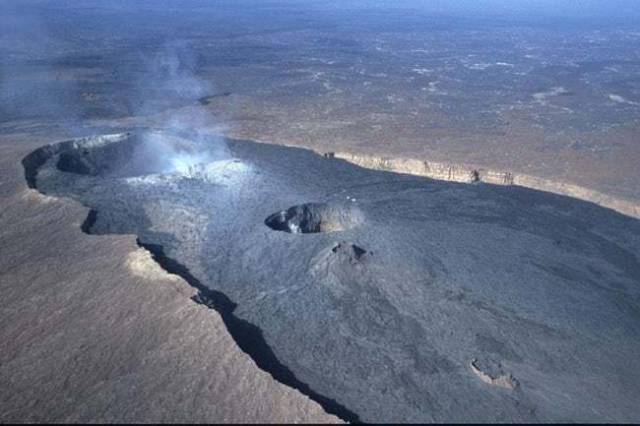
[264, 202, 363, 234]
[55, 131, 221, 179]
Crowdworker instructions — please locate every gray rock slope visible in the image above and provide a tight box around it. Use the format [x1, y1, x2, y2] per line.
[32, 131, 640, 423]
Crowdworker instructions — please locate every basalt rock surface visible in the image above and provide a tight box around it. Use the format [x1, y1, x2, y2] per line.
[29, 131, 640, 423]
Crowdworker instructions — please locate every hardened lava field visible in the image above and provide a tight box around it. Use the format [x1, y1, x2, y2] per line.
[25, 131, 640, 423]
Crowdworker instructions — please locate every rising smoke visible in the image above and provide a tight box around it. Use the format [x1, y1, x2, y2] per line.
[1, 1, 229, 175]
[129, 40, 231, 177]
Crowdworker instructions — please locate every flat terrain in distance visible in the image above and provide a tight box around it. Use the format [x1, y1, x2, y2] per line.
[3, 1, 640, 203]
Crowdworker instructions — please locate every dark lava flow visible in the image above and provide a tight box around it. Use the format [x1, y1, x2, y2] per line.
[23, 134, 361, 424]
[138, 240, 361, 423]
[25, 131, 640, 423]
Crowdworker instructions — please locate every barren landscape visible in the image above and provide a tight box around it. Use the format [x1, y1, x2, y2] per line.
[1, 0, 640, 423]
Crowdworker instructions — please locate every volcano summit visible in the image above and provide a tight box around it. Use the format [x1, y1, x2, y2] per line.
[23, 130, 640, 423]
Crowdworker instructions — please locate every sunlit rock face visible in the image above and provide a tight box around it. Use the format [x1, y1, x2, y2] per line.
[28, 132, 640, 423]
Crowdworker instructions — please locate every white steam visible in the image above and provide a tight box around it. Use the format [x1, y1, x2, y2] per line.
[131, 41, 234, 180]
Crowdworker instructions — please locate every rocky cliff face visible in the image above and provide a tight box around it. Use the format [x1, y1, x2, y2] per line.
[332, 152, 640, 219]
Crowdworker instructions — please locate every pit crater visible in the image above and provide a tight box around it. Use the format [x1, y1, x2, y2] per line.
[264, 202, 364, 234]
[54, 131, 220, 179]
